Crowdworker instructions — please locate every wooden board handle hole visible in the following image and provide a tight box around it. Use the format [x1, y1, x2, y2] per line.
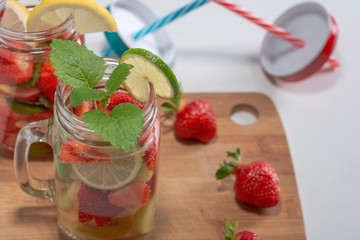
[230, 104, 259, 125]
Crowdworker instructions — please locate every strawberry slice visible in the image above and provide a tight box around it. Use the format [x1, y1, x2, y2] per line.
[94, 216, 114, 228]
[77, 184, 123, 227]
[72, 101, 93, 118]
[108, 182, 150, 209]
[138, 118, 160, 170]
[0, 47, 34, 85]
[60, 141, 109, 163]
[38, 62, 58, 102]
[78, 211, 93, 224]
[106, 91, 144, 111]
[0, 85, 40, 102]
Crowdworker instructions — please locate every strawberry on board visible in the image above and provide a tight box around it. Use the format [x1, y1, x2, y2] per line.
[0, 47, 34, 85]
[216, 148, 280, 208]
[224, 219, 261, 240]
[38, 62, 58, 102]
[165, 97, 217, 143]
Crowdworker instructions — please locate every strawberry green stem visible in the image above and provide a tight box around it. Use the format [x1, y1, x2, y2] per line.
[215, 148, 242, 180]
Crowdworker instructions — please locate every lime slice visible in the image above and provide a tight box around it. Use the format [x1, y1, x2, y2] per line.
[0, 0, 29, 32]
[120, 48, 179, 103]
[72, 152, 142, 190]
[27, 0, 117, 34]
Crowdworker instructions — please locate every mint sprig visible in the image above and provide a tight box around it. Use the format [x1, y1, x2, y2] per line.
[83, 103, 144, 152]
[50, 39, 106, 88]
[49, 39, 144, 151]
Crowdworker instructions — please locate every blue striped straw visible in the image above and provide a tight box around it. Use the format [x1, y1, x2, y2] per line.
[133, 0, 210, 40]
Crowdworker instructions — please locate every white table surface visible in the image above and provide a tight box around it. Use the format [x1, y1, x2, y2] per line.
[87, 0, 359, 239]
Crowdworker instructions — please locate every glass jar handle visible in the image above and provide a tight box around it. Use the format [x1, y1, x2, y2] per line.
[14, 118, 54, 201]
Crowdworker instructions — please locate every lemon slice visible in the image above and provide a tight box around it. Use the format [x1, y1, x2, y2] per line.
[0, 0, 29, 32]
[27, 0, 117, 34]
[120, 48, 180, 102]
[72, 152, 142, 190]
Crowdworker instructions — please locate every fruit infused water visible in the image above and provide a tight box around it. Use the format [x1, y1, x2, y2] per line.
[33, 39, 178, 239]
[56, 91, 161, 239]
[0, 0, 116, 151]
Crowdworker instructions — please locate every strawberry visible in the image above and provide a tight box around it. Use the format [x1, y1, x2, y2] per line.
[72, 101, 94, 118]
[38, 62, 58, 102]
[60, 141, 109, 163]
[106, 91, 144, 111]
[108, 182, 150, 209]
[235, 231, 261, 240]
[224, 219, 261, 240]
[77, 183, 124, 227]
[0, 46, 34, 85]
[216, 148, 280, 208]
[0, 85, 40, 102]
[173, 98, 217, 143]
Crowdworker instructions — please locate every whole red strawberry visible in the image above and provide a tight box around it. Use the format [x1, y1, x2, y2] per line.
[173, 98, 216, 143]
[38, 62, 58, 102]
[224, 219, 261, 240]
[216, 148, 280, 208]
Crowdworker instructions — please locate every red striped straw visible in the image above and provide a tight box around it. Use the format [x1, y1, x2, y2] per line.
[212, 0, 306, 48]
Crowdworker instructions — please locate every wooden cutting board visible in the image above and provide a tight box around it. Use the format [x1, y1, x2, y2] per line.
[0, 93, 306, 240]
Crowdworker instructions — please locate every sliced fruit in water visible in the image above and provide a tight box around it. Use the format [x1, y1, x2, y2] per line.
[0, 85, 40, 102]
[108, 182, 150, 209]
[60, 141, 109, 163]
[72, 151, 142, 190]
[132, 194, 157, 234]
[120, 48, 179, 102]
[57, 181, 80, 211]
[134, 163, 154, 183]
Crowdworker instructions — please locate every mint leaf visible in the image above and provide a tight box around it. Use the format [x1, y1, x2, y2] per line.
[70, 88, 107, 108]
[105, 63, 133, 96]
[82, 103, 144, 151]
[6, 98, 48, 115]
[49, 39, 106, 88]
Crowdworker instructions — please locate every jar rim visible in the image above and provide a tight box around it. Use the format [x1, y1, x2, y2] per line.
[53, 57, 158, 148]
[0, 1, 76, 46]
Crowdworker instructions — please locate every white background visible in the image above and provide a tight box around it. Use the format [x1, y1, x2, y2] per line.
[86, 0, 359, 239]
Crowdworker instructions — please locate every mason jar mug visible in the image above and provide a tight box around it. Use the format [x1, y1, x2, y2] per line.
[14, 58, 161, 240]
[0, 0, 83, 151]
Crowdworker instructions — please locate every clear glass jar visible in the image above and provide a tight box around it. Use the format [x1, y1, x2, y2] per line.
[14, 58, 161, 240]
[0, 0, 83, 151]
